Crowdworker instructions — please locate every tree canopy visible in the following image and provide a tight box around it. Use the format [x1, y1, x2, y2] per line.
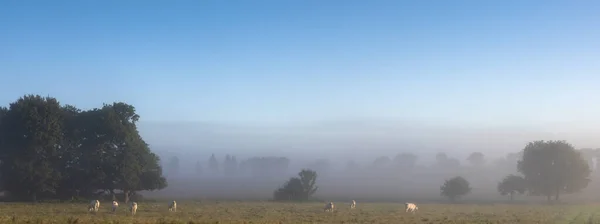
[497, 174, 527, 200]
[517, 140, 590, 201]
[0, 95, 167, 202]
[273, 169, 318, 201]
[467, 152, 485, 167]
[440, 176, 471, 202]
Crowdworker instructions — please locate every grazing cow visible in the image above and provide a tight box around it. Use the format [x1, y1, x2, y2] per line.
[88, 200, 100, 212]
[130, 202, 138, 216]
[169, 201, 177, 212]
[405, 202, 418, 213]
[350, 200, 356, 209]
[324, 202, 335, 212]
[111, 201, 119, 213]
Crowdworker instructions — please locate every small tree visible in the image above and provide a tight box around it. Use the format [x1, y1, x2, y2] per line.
[440, 176, 471, 202]
[497, 174, 526, 201]
[273, 169, 318, 201]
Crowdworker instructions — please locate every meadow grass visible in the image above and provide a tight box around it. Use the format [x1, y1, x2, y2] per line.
[0, 201, 598, 224]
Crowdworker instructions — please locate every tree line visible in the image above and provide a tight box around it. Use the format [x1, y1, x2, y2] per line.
[273, 140, 593, 203]
[0, 95, 167, 202]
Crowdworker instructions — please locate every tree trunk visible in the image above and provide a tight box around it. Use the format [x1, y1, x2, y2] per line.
[32, 193, 37, 203]
[546, 194, 551, 202]
[555, 188, 560, 201]
[124, 190, 130, 204]
[509, 193, 514, 201]
[110, 189, 116, 201]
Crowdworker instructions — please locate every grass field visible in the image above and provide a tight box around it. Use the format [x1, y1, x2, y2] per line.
[0, 201, 598, 224]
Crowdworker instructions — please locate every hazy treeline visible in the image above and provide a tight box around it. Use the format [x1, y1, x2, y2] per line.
[2, 94, 600, 203]
[0, 95, 167, 202]
[155, 145, 600, 203]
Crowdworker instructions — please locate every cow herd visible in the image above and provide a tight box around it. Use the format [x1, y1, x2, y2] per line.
[322, 201, 419, 214]
[88, 200, 176, 216]
[88, 199, 419, 215]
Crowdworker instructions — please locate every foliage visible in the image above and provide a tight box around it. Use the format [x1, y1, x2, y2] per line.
[517, 140, 590, 201]
[497, 174, 527, 200]
[0, 95, 64, 201]
[372, 156, 392, 169]
[273, 169, 318, 201]
[435, 153, 460, 169]
[209, 154, 219, 174]
[223, 154, 238, 176]
[0, 95, 167, 202]
[467, 152, 485, 166]
[440, 176, 471, 201]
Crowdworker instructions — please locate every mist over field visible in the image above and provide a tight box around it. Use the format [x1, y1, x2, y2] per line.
[139, 121, 600, 203]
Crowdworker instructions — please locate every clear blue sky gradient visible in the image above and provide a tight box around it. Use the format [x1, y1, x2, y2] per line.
[1, 0, 599, 127]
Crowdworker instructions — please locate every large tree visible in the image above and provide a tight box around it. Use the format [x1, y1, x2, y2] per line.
[517, 140, 590, 201]
[0, 96, 167, 202]
[98, 103, 166, 203]
[0, 95, 65, 201]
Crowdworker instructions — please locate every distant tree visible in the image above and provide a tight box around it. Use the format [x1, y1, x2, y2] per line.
[435, 153, 460, 169]
[579, 148, 598, 172]
[231, 156, 238, 175]
[440, 176, 471, 202]
[436, 153, 448, 163]
[223, 154, 238, 176]
[497, 174, 527, 201]
[518, 140, 590, 201]
[224, 154, 231, 176]
[209, 154, 219, 174]
[467, 152, 485, 167]
[394, 153, 418, 169]
[372, 156, 392, 168]
[273, 169, 318, 201]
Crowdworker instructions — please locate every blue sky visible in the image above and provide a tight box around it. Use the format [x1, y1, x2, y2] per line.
[1, 0, 599, 128]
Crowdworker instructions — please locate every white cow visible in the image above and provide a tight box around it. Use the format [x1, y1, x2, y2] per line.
[168, 200, 177, 212]
[130, 202, 138, 216]
[350, 200, 356, 209]
[324, 202, 335, 212]
[88, 200, 100, 212]
[405, 202, 418, 213]
[111, 201, 119, 213]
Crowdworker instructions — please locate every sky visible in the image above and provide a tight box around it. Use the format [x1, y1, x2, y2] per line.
[1, 0, 600, 131]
